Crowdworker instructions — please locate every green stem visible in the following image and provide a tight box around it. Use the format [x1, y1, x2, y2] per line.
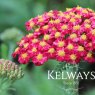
[0, 77, 11, 95]
[64, 64, 79, 95]
[56, 63, 79, 95]
[8, 42, 16, 60]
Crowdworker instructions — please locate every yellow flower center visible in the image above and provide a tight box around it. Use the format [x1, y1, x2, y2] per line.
[42, 25, 49, 30]
[48, 48, 55, 53]
[65, 15, 70, 19]
[52, 27, 57, 31]
[39, 41, 46, 46]
[55, 32, 61, 38]
[67, 44, 74, 50]
[73, 25, 80, 30]
[61, 25, 68, 30]
[32, 39, 38, 43]
[47, 12, 53, 17]
[78, 46, 84, 51]
[37, 54, 43, 60]
[70, 33, 77, 39]
[24, 43, 29, 48]
[54, 19, 60, 24]
[38, 15, 42, 18]
[91, 29, 95, 36]
[87, 52, 92, 58]
[15, 47, 19, 52]
[35, 28, 40, 32]
[30, 22, 34, 27]
[44, 34, 50, 40]
[20, 40, 24, 44]
[81, 34, 87, 40]
[66, 8, 71, 11]
[87, 8, 94, 12]
[69, 12, 75, 16]
[21, 53, 27, 59]
[85, 19, 90, 23]
[85, 24, 91, 28]
[58, 41, 65, 47]
[75, 15, 81, 18]
[27, 33, 33, 37]
[58, 50, 65, 57]
[70, 54, 77, 60]
[70, 18, 76, 22]
[50, 20, 54, 24]
[82, 9, 88, 13]
[58, 11, 64, 16]
[76, 6, 82, 10]
[38, 16, 44, 22]
[32, 47, 37, 52]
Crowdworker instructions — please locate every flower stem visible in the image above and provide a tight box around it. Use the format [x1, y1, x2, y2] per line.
[8, 42, 16, 60]
[56, 63, 79, 95]
[0, 77, 11, 95]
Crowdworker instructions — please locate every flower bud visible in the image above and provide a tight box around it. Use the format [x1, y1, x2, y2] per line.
[0, 59, 24, 80]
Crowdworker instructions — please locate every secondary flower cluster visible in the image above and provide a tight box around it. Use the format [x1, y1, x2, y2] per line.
[0, 59, 24, 80]
[13, 6, 95, 66]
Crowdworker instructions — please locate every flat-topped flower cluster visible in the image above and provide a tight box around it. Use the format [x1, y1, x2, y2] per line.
[13, 6, 95, 66]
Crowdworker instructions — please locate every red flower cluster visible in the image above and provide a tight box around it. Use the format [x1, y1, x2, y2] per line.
[12, 6, 95, 66]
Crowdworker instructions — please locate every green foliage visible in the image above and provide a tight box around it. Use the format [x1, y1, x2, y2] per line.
[0, 27, 24, 42]
[13, 68, 64, 95]
[0, 27, 24, 60]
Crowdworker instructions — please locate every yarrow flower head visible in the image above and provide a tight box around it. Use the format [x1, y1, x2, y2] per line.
[13, 6, 95, 66]
[0, 59, 24, 80]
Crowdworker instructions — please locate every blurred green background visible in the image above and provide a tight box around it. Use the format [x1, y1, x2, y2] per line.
[0, 0, 95, 95]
